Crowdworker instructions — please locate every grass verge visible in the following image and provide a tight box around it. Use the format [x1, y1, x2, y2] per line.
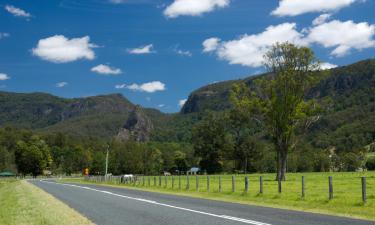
[0, 179, 95, 225]
[62, 172, 375, 221]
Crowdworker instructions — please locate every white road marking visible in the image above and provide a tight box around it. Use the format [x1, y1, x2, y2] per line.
[38, 180, 272, 225]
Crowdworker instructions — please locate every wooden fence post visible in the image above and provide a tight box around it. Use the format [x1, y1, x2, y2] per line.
[219, 176, 222, 193]
[172, 176, 174, 189]
[259, 176, 263, 194]
[165, 176, 168, 187]
[179, 175, 181, 190]
[328, 176, 333, 200]
[142, 176, 145, 186]
[245, 176, 249, 193]
[232, 176, 235, 192]
[362, 177, 367, 203]
[159, 176, 162, 187]
[186, 175, 190, 190]
[196, 176, 199, 191]
[153, 176, 156, 186]
[278, 179, 282, 193]
[302, 176, 305, 198]
[207, 176, 210, 192]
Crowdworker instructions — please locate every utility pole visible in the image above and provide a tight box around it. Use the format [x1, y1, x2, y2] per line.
[105, 144, 109, 181]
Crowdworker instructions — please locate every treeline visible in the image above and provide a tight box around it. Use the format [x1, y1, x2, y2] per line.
[191, 110, 375, 174]
[0, 126, 197, 176]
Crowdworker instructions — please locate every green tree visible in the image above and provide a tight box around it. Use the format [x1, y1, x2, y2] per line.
[15, 135, 51, 176]
[192, 112, 234, 174]
[229, 83, 264, 173]
[174, 151, 188, 173]
[249, 42, 321, 180]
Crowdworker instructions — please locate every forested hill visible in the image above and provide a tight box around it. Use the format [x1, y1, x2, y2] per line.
[0, 91, 170, 139]
[0, 59, 374, 145]
[181, 59, 375, 114]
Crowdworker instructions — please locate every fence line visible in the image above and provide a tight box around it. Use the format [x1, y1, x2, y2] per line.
[83, 174, 371, 203]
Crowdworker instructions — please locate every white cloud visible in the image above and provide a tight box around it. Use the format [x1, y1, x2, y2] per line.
[0, 73, 10, 81]
[320, 62, 338, 70]
[204, 23, 306, 67]
[271, 0, 359, 17]
[203, 38, 221, 52]
[158, 104, 165, 108]
[127, 44, 154, 54]
[179, 99, 187, 107]
[115, 81, 166, 93]
[115, 84, 127, 89]
[312, 14, 332, 26]
[32, 35, 97, 63]
[307, 20, 375, 57]
[56, 82, 68, 88]
[175, 49, 192, 57]
[0, 33, 10, 39]
[164, 0, 230, 18]
[91, 64, 122, 75]
[5, 5, 31, 18]
[108, 0, 126, 4]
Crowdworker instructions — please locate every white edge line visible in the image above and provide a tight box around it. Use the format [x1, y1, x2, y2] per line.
[38, 180, 272, 225]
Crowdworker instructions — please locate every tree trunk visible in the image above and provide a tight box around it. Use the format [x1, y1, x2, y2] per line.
[276, 148, 287, 181]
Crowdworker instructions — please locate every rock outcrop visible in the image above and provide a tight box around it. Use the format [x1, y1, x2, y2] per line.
[116, 106, 153, 142]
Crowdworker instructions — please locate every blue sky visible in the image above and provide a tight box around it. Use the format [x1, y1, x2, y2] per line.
[0, 0, 374, 112]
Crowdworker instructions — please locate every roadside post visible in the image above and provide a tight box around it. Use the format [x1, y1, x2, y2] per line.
[362, 177, 367, 203]
[329, 176, 333, 200]
[245, 176, 249, 193]
[302, 176, 305, 198]
[219, 176, 222, 192]
[207, 176, 210, 192]
[196, 175, 199, 191]
[232, 176, 235, 192]
[259, 176, 263, 194]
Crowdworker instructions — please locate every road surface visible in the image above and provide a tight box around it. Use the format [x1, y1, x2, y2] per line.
[29, 180, 374, 225]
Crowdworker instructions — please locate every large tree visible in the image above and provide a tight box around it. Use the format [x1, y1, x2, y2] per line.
[192, 112, 233, 174]
[15, 135, 51, 176]
[251, 42, 321, 180]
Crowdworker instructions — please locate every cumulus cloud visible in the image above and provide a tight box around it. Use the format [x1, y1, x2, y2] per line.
[91, 64, 122, 75]
[56, 82, 68, 88]
[203, 38, 221, 53]
[164, 0, 230, 18]
[320, 62, 338, 70]
[158, 104, 165, 108]
[127, 44, 154, 54]
[32, 35, 97, 63]
[271, 0, 359, 17]
[312, 14, 332, 26]
[306, 20, 375, 57]
[115, 81, 166, 93]
[0, 73, 10, 81]
[179, 99, 187, 107]
[0, 33, 10, 39]
[5, 5, 31, 18]
[203, 23, 306, 67]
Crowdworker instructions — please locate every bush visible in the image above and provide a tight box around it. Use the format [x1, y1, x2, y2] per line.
[366, 157, 375, 170]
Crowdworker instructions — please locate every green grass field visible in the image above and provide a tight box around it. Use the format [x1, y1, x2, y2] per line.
[0, 179, 95, 225]
[64, 172, 375, 221]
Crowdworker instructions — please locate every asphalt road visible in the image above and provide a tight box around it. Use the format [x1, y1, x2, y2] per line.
[29, 180, 374, 225]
